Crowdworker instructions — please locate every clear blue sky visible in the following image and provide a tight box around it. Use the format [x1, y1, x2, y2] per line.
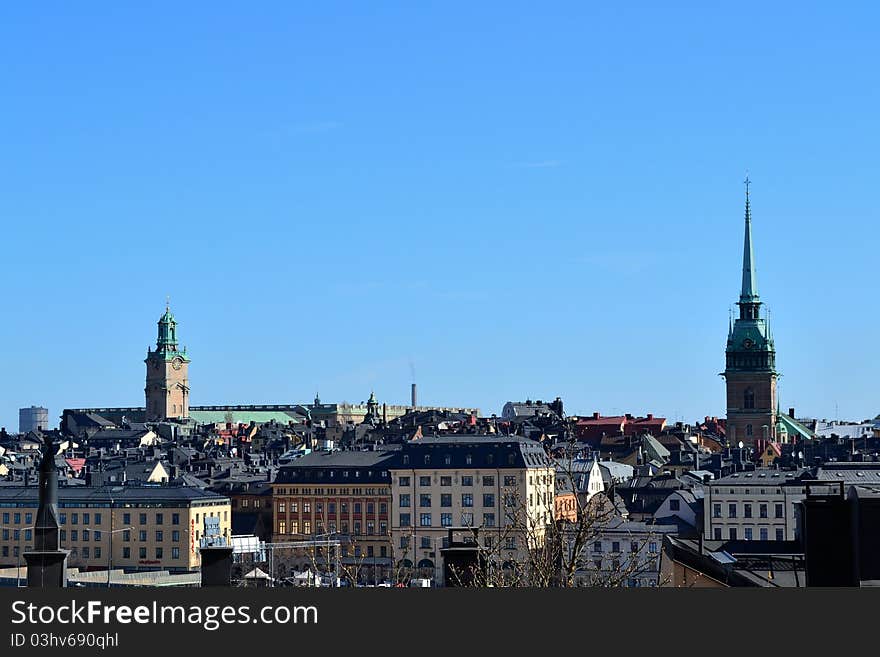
[1, 2, 878, 430]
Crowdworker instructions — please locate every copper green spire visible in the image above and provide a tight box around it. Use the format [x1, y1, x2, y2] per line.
[157, 302, 179, 351]
[740, 175, 759, 304]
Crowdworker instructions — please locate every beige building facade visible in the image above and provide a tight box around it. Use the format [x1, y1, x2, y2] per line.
[0, 486, 230, 573]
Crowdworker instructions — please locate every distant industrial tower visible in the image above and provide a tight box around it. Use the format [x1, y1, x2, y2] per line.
[722, 179, 778, 446]
[19, 406, 49, 433]
[145, 304, 190, 422]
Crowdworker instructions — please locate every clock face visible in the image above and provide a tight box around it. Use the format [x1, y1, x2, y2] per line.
[742, 338, 754, 349]
[172, 357, 183, 370]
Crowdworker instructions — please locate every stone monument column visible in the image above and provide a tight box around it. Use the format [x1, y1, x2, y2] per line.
[24, 432, 69, 587]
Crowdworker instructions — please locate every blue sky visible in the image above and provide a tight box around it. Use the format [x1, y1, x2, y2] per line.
[1, 2, 878, 430]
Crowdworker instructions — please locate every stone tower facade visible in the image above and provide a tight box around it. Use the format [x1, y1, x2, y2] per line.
[723, 180, 777, 446]
[145, 305, 190, 422]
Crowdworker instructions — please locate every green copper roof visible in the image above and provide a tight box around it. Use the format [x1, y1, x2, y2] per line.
[740, 179, 760, 304]
[776, 411, 814, 440]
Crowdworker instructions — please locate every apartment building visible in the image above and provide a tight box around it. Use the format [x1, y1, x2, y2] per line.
[272, 450, 395, 581]
[389, 435, 555, 584]
[703, 469, 811, 542]
[0, 485, 231, 572]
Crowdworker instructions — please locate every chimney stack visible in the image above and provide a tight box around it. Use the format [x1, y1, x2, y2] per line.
[789, 407, 795, 419]
[411, 383, 417, 409]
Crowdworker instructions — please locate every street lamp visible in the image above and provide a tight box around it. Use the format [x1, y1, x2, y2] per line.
[106, 527, 132, 588]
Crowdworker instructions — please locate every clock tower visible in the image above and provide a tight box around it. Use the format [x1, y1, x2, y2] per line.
[145, 304, 191, 422]
[723, 179, 778, 446]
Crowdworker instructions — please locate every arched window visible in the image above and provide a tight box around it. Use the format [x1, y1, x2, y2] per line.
[744, 388, 755, 410]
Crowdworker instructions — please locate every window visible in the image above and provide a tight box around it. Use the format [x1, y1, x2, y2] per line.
[139, 530, 147, 542]
[303, 502, 311, 513]
[399, 477, 410, 487]
[775, 503, 784, 519]
[156, 531, 163, 542]
[94, 530, 101, 541]
[303, 521, 312, 534]
[462, 494, 473, 508]
[729, 528, 737, 540]
[593, 541, 603, 553]
[399, 514, 411, 527]
[139, 547, 147, 559]
[172, 530, 180, 542]
[69, 513, 76, 525]
[123, 513, 131, 525]
[483, 513, 495, 527]
[504, 476, 516, 487]
[505, 537, 516, 550]
[71, 530, 78, 541]
[460, 513, 473, 526]
[483, 476, 495, 487]
[94, 513, 102, 525]
[760, 528, 768, 541]
[612, 541, 620, 553]
[400, 536, 409, 549]
[744, 388, 755, 409]
[400, 494, 411, 508]
[728, 503, 737, 518]
[1, 513, 7, 524]
[483, 494, 495, 507]
[82, 529, 90, 541]
[630, 541, 639, 553]
[776, 528, 784, 541]
[25, 513, 33, 524]
[440, 494, 452, 507]
[746, 424, 753, 437]
[419, 476, 431, 487]
[669, 499, 680, 511]
[420, 537, 432, 549]
[744, 503, 752, 518]
[94, 547, 101, 559]
[172, 513, 180, 525]
[277, 502, 286, 513]
[419, 494, 432, 508]
[759, 504, 768, 518]
[713, 528, 722, 540]
[123, 530, 130, 542]
[290, 521, 299, 534]
[353, 521, 361, 535]
[419, 513, 432, 527]
[441, 513, 452, 527]
[155, 513, 163, 525]
[744, 527, 753, 540]
[367, 502, 374, 514]
[713, 504, 721, 518]
[461, 476, 473, 487]
[123, 547, 131, 559]
[172, 547, 180, 559]
[440, 476, 452, 487]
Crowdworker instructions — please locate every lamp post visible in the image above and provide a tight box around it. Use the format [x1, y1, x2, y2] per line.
[106, 527, 132, 588]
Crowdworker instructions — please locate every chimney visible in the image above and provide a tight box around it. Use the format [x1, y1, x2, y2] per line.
[382, 403, 387, 425]
[647, 414, 654, 421]
[789, 407, 795, 419]
[593, 412, 600, 420]
[411, 383, 417, 408]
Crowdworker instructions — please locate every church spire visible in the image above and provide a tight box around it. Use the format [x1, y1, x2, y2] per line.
[740, 175, 759, 304]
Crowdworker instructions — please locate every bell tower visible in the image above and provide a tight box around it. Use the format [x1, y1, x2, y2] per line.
[722, 178, 778, 446]
[145, 303, 191, 421]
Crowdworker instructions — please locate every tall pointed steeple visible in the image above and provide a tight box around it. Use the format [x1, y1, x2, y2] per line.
[740, 176, 759, 304]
